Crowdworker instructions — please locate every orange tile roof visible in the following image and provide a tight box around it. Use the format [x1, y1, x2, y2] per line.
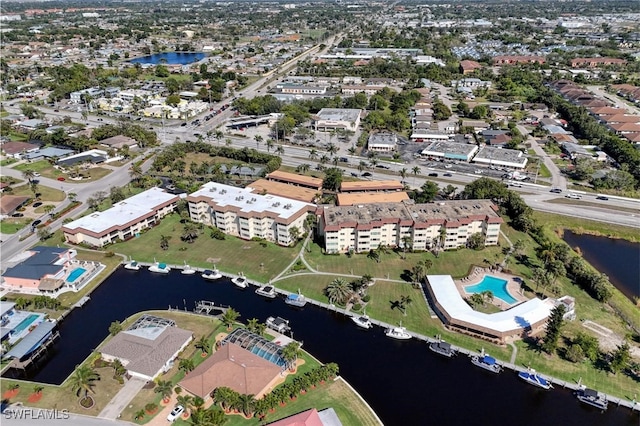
[340, 180, 404, 192]
[337, 191, 409, 206]
[267, 170, 323, 189]
[248, 179, 319, 203]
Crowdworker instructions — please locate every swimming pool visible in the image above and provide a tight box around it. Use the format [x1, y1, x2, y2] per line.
[12, 314, 40, 335]
[250, 345, 286, 367]
[464, 275, 517, 305]
[66, 267, 86, 283]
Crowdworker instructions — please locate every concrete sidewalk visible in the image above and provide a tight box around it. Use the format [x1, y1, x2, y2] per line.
[98, 376, 148, 420]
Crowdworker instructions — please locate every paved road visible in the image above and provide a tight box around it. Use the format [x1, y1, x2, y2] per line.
[517, 124, 567, 190]
[587, 85, 640, 115]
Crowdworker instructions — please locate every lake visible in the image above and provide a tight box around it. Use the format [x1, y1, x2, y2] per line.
[563, 230, 640, 302]
[129, 52, 205, 65]
[4, 269, 635, 426]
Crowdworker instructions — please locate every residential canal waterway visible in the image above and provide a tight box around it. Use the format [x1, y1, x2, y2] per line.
[4, 269, 637, 425]
[129, 52, 205, 65]
[563, 230, 640, 302]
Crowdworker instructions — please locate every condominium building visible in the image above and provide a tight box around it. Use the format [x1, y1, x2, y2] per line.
[62, 188, 179, 247]
[187, 183, 314, 246]
[318, 200, 502, 254]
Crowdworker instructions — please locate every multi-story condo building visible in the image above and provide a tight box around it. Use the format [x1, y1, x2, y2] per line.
[187, 183, 315, 246]
[62, 188, 178, 247]
[318, 200, 502, 254]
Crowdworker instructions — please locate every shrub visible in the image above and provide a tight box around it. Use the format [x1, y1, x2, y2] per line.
[362, 295, 371, 303]
[105, 251, 115, 257]
[352, 303, 362, 312]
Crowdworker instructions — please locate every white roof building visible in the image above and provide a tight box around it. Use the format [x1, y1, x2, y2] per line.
[313, 108, 362, 131]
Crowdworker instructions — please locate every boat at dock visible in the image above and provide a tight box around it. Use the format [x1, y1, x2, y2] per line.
[124, 260, 140, 270]
[470, 354, 502, 373]
[231, 274, 248, 288]
[575, 386, 608, 411]
[181, 262, 196, 275]
[266, 316, 291, 334]
[351, 314, 373, 329]
[518, 369, 553, 390]
[428, 340, 456, 358]
[202, 269, 222, 280]
[255, 284, 277, 299]
[148, 260, 170, 274]
[284, 290, 307, 307]
[385, 326, 412, 340]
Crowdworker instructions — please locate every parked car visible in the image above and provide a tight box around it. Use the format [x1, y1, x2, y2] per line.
[33, 172, 41, 177]
[167, 405, 184, 422]
[32, 202, 43, 208]
[31, 219, 42, 227]
[11, 213, 24, 218]
[57, 177, 66, 181]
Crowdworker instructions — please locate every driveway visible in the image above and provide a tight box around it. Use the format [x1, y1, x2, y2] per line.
[98, 377, 148, 420]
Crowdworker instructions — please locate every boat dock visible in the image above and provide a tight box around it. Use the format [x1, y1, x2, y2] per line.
[73, 296, 90, 308]
[193, 300, 229, 316]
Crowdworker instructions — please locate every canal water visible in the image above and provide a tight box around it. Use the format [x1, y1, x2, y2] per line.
[129, 52, 205, 65]
[5, 269, 637, 426]
[563, 230, 640, 302]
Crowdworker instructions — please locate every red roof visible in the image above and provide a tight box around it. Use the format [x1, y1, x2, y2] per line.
[266, 408, 324, 426]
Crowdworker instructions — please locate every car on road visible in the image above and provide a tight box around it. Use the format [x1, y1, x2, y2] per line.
[33, 172, 41, 177]
[549, 188, 562, 193]
[57, 177, 66, 181]
[362, 172, 372, 177]
[53, 109, 60, 112]
[181, 122, 187, 126]
[565, 193, 581, 199]
[339, 157, 349, 163]
[376, 164, 390, 169]
[31, 219, 42, 227]
[32, 202, 43, 208]
[428, 173, 438, 177]
[167, 405, 184, 422]
[97, 118, 104, 121]
[11, 213, 24, 218]
[595, 196, 609, 201]
[443, 173, 453, 177]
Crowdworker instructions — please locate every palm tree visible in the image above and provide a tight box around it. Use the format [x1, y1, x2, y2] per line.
[33, 385, 44, 395]
[266, 139, 275, 152]
[235, 394, 257, 417]
[22, 169, 35, 183]
[181, 222, 199, 243]
[399, 167, 408, 182]
[326, 143, 338, 157]
[129, 164, 143, 183]
[176, 394, 193, 417]
[134, 409, 146, 421]
[212, 387, 237, 412]
[221, 307, 239, 330]
[398, 295, 413, 316]
[296, 163, 310, 174]
[358, 160, 367, 173]
[246, 318, 260, 333]
[195, 336, 210, 355]
[160, 234, 170, 250]
[275, 145, 285, 155]
[67, 192, 77, 202]
[412, 166, 421, 185]
[367, 249, 380, 263]
[179, 358, 195, 373]
[308, 148, 318, 160]
[401, 235, 413, 259]
[254, 134, 263, 150]
[154, 380, 173, 402]
[281, 342, 301, 370]
[69, 365, 100, 399]
[324, 278, 352, 305]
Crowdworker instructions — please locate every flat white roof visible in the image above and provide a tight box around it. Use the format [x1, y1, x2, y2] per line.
[316, 108, 362, 122]
[190, 182, 313, 220]
[64, 187, 176, 234]
[427, 275, 553, 333]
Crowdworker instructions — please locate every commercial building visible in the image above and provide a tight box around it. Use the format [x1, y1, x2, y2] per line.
[472, 146, 528, 169]
[420, 141, 479, 162]
[313, 108, 362, 132]
[367, 133, 397, 153]
[318, 200, 502, 254]
[425, 275, 554, 344]
[62, 187, 179, 247]
[187, 182, 314, 246]
[266, 170, 323, 191]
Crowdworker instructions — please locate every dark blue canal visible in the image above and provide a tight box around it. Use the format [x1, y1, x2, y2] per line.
[129, 52, 205, 65]
[6, 269, 637, 426]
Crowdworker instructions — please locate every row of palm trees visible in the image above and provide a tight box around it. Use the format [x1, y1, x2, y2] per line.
[211, 363, 339, 420]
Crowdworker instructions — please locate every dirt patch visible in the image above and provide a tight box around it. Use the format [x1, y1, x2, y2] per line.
[583, 320, 640, 359]
[206, 258, 221, 263]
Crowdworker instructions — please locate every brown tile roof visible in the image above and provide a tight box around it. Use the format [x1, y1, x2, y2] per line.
[247, 179, 319, 203]
[0, 195, 31, 215]
[1, 141, 40, 155]
[179, 343, 282, 398]
[266, 409, 324, 426]
[99, 135, 138, 148]
[340, 180, 403, 192]
[604, 114, 640, 124]
[337, 191, 409, 206]
[266, 171, 323, 189]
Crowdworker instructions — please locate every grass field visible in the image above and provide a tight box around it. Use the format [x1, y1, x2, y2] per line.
[533, 211, 640, 243]
[110, 214, 299, 283]
[0, 218, 31, 234]
[13, 160, 112, 183]
[9, 183, 65, 202]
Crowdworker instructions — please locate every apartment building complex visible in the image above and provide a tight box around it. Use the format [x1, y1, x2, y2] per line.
[187, 182, 314, 246]
[318, 200, 502, 254]
[62, 188, 179, 247]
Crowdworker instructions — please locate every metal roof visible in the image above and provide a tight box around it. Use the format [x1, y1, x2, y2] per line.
[4, 321, 55, 360]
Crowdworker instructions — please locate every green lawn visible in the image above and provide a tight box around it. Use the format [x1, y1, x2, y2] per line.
[13, 160, 53, 174]
[10, 183, 66, 202]
[532, 211, 640, 243]
[13, 160, 112, 183]
[538, 163, 551, 178]
[110, 214, 299, 283]
[0, 218, 31, 234]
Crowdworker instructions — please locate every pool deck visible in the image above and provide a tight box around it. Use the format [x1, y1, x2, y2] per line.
[455, 267, 529, 310]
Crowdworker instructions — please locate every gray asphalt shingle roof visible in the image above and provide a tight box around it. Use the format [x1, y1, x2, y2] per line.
[2, 246, 68, 280]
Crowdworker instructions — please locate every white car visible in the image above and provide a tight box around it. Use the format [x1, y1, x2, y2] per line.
[565, 193, 581, 199]
[167, 405, 184, 422]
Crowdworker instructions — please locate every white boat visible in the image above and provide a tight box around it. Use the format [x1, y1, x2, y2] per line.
[470, 354, 502, 373]
[518, 369, 552, 390]
[575, 386, 608, 411]
[232, 274, 248, 288]
[351, 315, 373, 329]
[255, 284, 277, 299]
[265, 316, 291, 334]
[202, 269, 222, 280]
[124, 260, 140, 271]
[385, 326, 412, 340]
[181, 262, 196, 275]
[285, 290, 307, 307]
[149, 260, 171, 274]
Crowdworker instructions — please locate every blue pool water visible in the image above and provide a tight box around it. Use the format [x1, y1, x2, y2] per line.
[13, 314, 40, 335]
[66, 267, 86, 283]
[250, 346, 286, 367]
[130, 52, 205, 65]
[465, 275, 517, 305]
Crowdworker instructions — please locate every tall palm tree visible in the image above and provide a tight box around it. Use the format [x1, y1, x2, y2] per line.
[275, 145, 285, 155]
[296, 163, 310, 174]
[154, 380, 173, 402]
[246, 318, 260, 333]
[22, 169, 35, 183]
[324, 278, 351, 305]
[308, 148, 318, 160]
[221, 308, 239, 329]
[412, 166, 421, 185]
[176, 394, 193, 416]
[235, 394, 257, 417]
[254, 134, 263, 150]
[266, 139, 275, 152]
[179, 358, 195, 373]
[281, 342, 301, 370]
[401, 235, 413, 259]
[69, 365, 100, 398]
[399, 295, 413, 316]
[195, 336, 210, 355]
[399, 168, 408, 182]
